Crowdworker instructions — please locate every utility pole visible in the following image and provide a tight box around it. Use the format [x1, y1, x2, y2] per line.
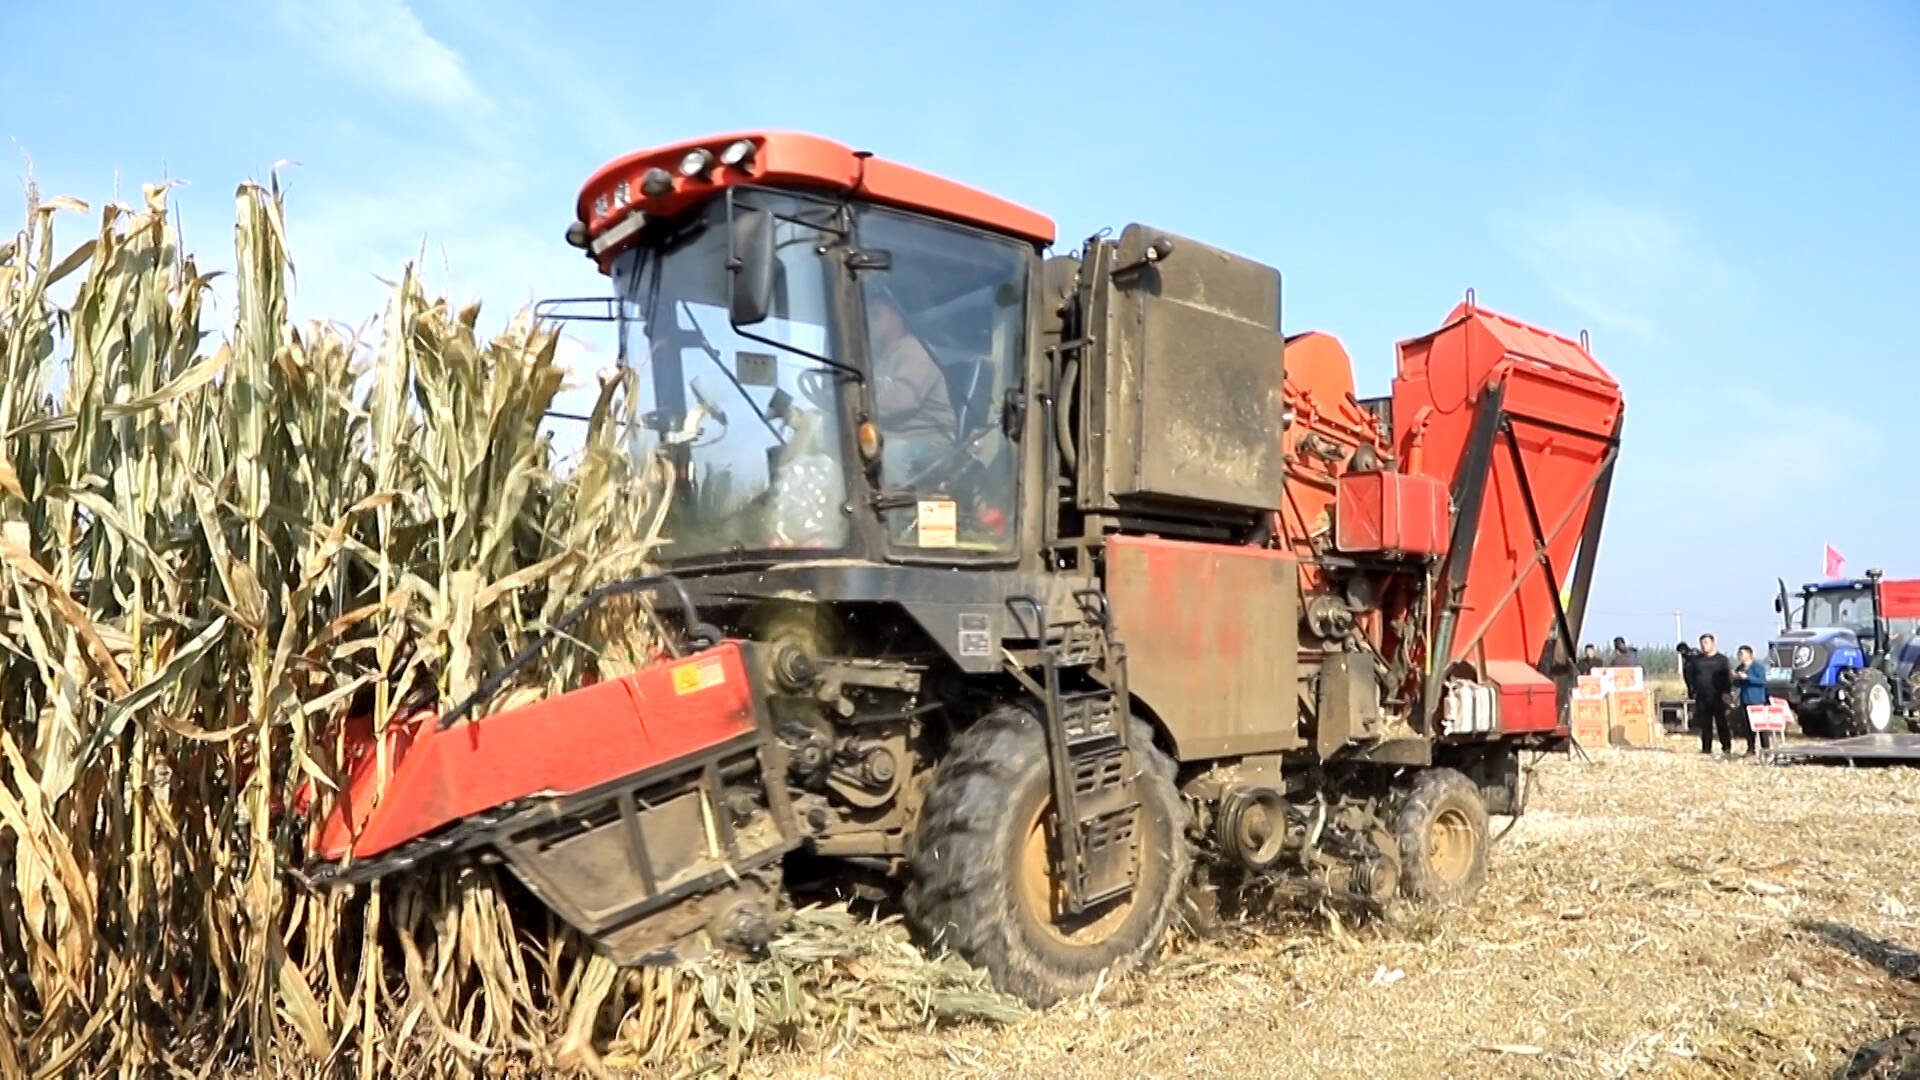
[1674, 610, 1683, 650]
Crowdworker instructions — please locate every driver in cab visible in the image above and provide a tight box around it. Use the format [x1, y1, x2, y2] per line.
[866, 285, 956, 480]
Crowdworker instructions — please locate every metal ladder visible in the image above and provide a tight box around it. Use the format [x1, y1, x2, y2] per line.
[1007, 591, 1141, 913]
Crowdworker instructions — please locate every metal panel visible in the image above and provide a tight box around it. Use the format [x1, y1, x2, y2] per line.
[1881, 580, 1920, 619]
[1113, 222, 1282, 325]
[1104, 536, 1303, 761]
[1131, 297, 1289, 508]
[1083, 225, 1290, 515]
[1334, 471, 1451, 555]
[1316, 652, 1383, 758]
[312, 642, 761, 861]
[1771, 733, 1920, 766]
[1483, 659, 1562, 734]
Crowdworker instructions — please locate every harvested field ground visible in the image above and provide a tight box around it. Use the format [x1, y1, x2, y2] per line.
[744, 736, 1920, 1079]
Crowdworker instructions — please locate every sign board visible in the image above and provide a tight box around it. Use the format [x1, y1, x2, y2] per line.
[1749, 698, 1792, 733]
[1596, 666, 1645, 693]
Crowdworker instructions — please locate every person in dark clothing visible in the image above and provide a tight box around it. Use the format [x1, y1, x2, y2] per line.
[1692, 633, 1735, 754]
[1577, 644, 1601, 676]
[1734, 644, 1772, 754]
[1678, 642, 1702, 736]
[1608, 636, 1641, 668]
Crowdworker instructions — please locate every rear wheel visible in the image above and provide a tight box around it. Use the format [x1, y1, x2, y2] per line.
[904, 705, 1190, 1007]
[1841, 668, 1894, 737]
[1393, 768, 1489, 906]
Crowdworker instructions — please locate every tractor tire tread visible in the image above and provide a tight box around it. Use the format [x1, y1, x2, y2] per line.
[1840, 667, 1893, 738]
[1393, 767, 1490, 907]
[903, 705, 1190, 1008]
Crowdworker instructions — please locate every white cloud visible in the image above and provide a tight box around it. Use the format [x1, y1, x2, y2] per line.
[1508, 198, 1737, 342]
[281, 0, 494, 120]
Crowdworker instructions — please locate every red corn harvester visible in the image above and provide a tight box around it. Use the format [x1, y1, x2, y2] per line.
[296, 132, 1625, 1006]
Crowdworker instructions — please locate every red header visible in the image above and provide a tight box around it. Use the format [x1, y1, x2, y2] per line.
[577, 131, 1055, 267]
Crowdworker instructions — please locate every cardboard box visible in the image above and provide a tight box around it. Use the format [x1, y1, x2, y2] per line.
[1596, 666, 1646, 693]
[1570, 698, 1608, 745]
[1612, 689, 1651, 718]
[1617, 710, 1658, 747]
[1607, 689, 1657, 747]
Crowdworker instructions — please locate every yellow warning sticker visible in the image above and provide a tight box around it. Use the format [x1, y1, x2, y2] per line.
[671, 659, 727, 695]
[916, 499, 957, 548]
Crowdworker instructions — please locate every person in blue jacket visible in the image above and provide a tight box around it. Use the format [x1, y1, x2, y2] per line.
[1734, 644, 1772, 754]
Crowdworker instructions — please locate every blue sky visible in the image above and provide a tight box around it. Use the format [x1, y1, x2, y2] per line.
[3, 0, 1916, 651]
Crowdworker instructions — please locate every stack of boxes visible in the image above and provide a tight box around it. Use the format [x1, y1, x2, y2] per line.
[1570, 676, 1608, 745]
[1570, 666, 1657, 748]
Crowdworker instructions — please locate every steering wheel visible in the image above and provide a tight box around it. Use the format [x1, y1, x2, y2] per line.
[797, 368, 837, 412]
[688, 376, 729, 426]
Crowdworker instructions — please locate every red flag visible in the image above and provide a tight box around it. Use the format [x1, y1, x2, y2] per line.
[1824, 544, 1845, 579]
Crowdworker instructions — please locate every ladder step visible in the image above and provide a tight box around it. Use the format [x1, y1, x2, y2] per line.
[1058, 691, 1121, 749]
[1065, 747, 1136, 823]
[1014, 586, 1143, 914]
[1068, 807, 1140, 905]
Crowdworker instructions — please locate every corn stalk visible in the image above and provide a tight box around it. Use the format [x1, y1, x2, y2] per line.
[0, 173, 686, 1077]
[0, 173, 1021, 1079]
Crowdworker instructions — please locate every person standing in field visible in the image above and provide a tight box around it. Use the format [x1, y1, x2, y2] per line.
[1678, 642, 1702, 740]
[1692, 633, 1735, 755]
[1577, 644, 1601, 676]
[1734, 644, 1772, 755]
[1608, 636, 1641, 668]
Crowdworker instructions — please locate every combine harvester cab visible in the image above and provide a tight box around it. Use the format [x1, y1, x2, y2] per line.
[298, 131, 1628, 1007]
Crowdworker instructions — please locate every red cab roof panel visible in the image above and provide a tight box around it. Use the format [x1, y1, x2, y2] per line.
[577, 131, 1055, 265]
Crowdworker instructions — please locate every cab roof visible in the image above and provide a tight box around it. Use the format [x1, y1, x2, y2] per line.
[576, 132, 1055, 268]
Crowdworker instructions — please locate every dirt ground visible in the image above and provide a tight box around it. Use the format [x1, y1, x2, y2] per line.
[744, 735, 1920, 1079]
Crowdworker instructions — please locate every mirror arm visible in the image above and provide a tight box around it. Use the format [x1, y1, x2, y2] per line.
[727, 321, 866, 384]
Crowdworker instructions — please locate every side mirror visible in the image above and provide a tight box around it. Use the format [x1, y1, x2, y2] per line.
[729, 207, 775, 327]
[1773, 596, 1783, 613]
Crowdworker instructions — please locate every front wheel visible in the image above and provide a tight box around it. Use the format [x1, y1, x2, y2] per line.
[1840, 668, 1894, 737]
[904, 706, 1191, 1007]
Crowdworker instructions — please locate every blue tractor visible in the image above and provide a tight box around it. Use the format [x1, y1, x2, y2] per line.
[1765, 569, 1920, 738]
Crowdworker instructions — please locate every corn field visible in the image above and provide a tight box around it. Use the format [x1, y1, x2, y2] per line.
[0, 176, 1019, 1078]
[0, 174, 1006, 1076]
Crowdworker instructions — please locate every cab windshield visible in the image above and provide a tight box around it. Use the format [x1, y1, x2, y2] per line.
[610, 191, 1030, 563]
[611, 194, 849, 560]
[1804, 587, 1875, 636]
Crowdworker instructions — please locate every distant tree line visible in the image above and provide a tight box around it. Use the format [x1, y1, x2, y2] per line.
[1636, 646, 1680, 677]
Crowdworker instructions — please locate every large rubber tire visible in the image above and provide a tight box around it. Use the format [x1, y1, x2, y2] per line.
[903, 706, 1191, 1007]
[1841, 668, 1895, 737]
[1393, 768, 1490, 906]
